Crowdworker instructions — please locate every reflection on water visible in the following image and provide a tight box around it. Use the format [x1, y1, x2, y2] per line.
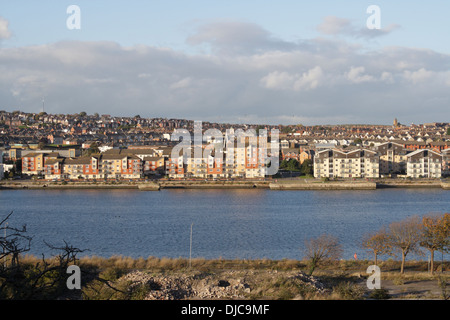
[0, 188, 449, 260]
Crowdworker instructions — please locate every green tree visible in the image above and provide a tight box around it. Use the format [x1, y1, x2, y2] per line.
[286, 159, 300, 171]
[87, 142, 100, 155]
[255, 125, 265, 135]
[281, 126, 293, 134]
[300, 159, 313, 176]
[280, 159, 289, 169]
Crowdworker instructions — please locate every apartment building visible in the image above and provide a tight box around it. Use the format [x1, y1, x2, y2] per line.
[406, 149, 442, 178]
[22, 153, 44, 175]
[119, 155, 143, 179]
[314, 149, 379, 178]
[43, 153, 143, 180]
[22, 152, 60, 175]
[62, 157, 93, 179]
[166, 153, 185, 179]
[375, 141, 409, 175]
[143, 156, 165, 175]
[243, 144, 266, 178]
[442, 148, 450, 177]
[44, 158, 65, 180]
[0, 150, 3, 180]
[165, 143, 267, 179]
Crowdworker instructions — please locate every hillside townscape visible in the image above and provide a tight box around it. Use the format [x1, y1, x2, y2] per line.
[0, 110, 449, 181]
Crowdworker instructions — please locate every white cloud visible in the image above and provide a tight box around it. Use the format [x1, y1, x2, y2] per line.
[346, 66, 375, 83]
[317, 15, 400, 39]
[380, 71, 394, 83]
[0, 17, 11, 40]
[260, 66, 324, 91]
[403, 68, 433, 84]
[186, 19, 296, 55]
[317, 16, 353, 36]
[170, 77, 192, 89]
[293, 66, 323, 90]
[0, 19, 449, 125]
[260, 71, 295, 90]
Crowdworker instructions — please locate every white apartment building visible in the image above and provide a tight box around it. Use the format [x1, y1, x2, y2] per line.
[442, 148, 450, 177]
[406, 149, 442, 178]
[314, 149, 379, 178]
[0, 150, 3, 179]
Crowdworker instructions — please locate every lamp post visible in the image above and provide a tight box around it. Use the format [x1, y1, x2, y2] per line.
[189, 223, 193, 268]
[2, 222, 7, 268]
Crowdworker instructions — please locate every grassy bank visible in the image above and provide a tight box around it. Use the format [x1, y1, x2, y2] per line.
[10, 255, 449, 300]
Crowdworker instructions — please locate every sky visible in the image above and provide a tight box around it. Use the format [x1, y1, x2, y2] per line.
[0, 1, 450, 125]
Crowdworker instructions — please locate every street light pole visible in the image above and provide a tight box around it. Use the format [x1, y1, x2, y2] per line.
[3, 222, 7, 268]
[189, 223, 193, 268]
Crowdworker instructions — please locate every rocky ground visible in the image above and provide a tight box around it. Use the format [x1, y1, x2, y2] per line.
[117, 269, 329, 300]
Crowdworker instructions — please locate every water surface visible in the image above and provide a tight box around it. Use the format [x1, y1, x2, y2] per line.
[1, 188, 448, 260]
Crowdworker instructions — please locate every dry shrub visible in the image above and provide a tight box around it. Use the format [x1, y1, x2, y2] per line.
[332, 281, 365, 300]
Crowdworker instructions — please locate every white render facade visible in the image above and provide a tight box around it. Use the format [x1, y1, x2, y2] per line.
[406, 149, 442, 178]
[442, 148, 450, 177]
[0, 150, 3, 179]
[314, 149, 380, 178]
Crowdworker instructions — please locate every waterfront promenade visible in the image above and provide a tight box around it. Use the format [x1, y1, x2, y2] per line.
[1, 178, 449, 190]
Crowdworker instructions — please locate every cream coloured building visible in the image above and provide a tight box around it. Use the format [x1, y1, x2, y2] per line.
[406, 149, 442, 178]
[375, 141, 408, 175]
[314, 149, 379, 178]
[442, 148, 450, 177]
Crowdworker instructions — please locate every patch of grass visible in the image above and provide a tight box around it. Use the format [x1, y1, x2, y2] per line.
[392, 277, 405, 286]
[437, 276, 449, 300]
[368, 288, 391, 300]
[332, 281, 365, 300]
[245, 274, 321, 300]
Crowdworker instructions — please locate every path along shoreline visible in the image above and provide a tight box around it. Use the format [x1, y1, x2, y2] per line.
[1, 179, 449, 191]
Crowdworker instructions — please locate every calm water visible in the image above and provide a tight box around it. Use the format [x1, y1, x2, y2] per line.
[0, 188, 449, 260]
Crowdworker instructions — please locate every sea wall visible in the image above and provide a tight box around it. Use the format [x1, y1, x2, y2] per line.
[441, 182, 450, 190]
[1, 179, 449, 190]
[376, 180, 444, 189]
[269, 181, 377, 190]
[0, 181, 138, 190]
[158, 181, 269, 189]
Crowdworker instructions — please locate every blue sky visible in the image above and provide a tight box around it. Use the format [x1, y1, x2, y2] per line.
[2, 1, 449, 52]
[1, 1, 450, 125]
